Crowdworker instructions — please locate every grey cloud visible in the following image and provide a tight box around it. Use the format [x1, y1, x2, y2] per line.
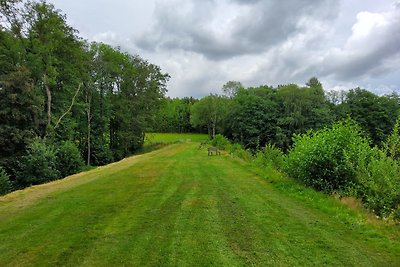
[231, 0, 338, 52]
[135, 0, 339, 60]
[229, 0, 261, 4]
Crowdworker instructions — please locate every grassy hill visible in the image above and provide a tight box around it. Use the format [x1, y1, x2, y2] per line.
[0, 141, 399, 266]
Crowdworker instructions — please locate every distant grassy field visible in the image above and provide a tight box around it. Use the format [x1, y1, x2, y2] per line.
[144, 132, 209, 144]
[0, 143, 399, 266]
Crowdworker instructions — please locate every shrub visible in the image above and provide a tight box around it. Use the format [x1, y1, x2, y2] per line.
[56, 141, 84, 177]
[0, 167, 12, 196]
[229, 143, 252, 161]
[383, 112, 400, 160]
[211, 134, 230, 150]
[17, 138, 60, 186]
[285, 119, 400, 220]
[284, 120, 369, 193]
[352, 149, 400, 217]
[255, 144, 285, 170]
[89, 138, 114, 166]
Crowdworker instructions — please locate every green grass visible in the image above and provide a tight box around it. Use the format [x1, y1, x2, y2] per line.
[0, 143, 399, 266]
[144, 132, 209, 144]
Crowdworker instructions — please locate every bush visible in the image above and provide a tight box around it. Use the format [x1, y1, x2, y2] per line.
[255, 144, 285, 170]
[211, 134, 230, 150]
[88, 138, 114, 166]
[56, 141, 84, 177]
[284, 120, 369, 192]
[352, 149, 400, 217]
[285, 119, 400, 219]
[229, 143, 253, 161]
[17, 138, 60, 186]
[0, 167, 12, 196]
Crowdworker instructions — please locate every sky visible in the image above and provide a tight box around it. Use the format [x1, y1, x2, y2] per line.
[46, 0, 400, 98]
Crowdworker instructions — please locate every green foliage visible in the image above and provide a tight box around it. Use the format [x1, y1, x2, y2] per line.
[17, 138, 60, 186]
[225, 86, 279, 150]
[229, 143, 253, 161]
[285, 120, 368, 192]
[211, 134, 230, 150]
[285, 119, 400, 218]
[383, 112, 400, 160]
[254, 144, 285, 170]
[0, 166, 12, 196]
[90, 139, 114, 166]
[0, 2, 169, 190]
[0, 66, 43, 162]
[56, 141, 84, 177]
[351, 148, 400, 217]
[222, 80, 243, 98]
[191, 94, 230, 138]
[276, 82, 333, 150]
[152, 97, 197, 133]
[341, 88, 398, 145]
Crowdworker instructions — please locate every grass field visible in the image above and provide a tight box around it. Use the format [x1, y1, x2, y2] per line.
[0, 142, 399, 266]
[144, 132, 209, 144]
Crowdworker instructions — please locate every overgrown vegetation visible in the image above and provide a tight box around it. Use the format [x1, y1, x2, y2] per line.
[56, 141, 84, 178]
[284, 119, 400, 219]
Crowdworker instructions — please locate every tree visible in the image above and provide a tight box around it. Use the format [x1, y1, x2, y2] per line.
[224, 86, 279, 149]
[222, 80, 243, 98]
[276, 82, 332, 150]
[191, 94, 229, 139]
[341, 88, 398, 145]
[152, 97, 196, 133]
[1, 0, 170, 191]
[0, 66, 42, 171]
[23, 1, 86, 137]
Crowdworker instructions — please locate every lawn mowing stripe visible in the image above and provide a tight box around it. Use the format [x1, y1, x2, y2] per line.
[0, 142, 399, 266]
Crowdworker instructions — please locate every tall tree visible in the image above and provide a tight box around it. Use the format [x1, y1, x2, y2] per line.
[23, 1, 85, 137]
[340, 88, 399, 145]
[222, 80, 243, 98]
[224, 86, 279, 149]
[191, 94, 229, 138]
[0, 67, 42, 172]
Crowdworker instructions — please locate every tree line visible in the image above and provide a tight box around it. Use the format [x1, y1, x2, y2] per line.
[152, 79, 399, 152]
[0, 0, 169, 191]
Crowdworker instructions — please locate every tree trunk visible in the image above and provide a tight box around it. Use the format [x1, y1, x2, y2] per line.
[43, 74, 52, 129]
[212, 114, 217, 139]
[86, 88, 92, 166]
[212, 123, 216, 139]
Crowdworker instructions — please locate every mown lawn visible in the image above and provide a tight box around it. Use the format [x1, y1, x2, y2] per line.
[0, 142, 399, 266]
[144, 132, 209, 144]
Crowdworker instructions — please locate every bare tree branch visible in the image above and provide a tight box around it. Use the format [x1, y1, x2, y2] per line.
[54, 82, 82, 130]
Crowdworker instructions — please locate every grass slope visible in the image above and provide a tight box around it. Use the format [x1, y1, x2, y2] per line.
[0, 143, 399, 266]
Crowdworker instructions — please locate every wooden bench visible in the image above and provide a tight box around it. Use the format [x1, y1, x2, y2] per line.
[208, 147, 220, 156]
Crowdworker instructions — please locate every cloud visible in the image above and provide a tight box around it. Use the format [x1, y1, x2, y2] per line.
[89, 0, 399, 97]
[135, 0, 339, 60]
[239, 3, 400, 89]
[323, 7, 400, 80]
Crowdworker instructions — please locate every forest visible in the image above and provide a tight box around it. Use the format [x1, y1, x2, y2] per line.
[1, 1, 400, 219]
[0, 0, 169, 190]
